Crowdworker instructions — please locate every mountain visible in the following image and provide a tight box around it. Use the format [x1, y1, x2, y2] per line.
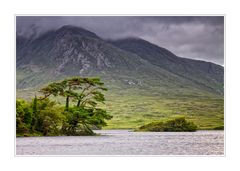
[16, 25, 223, 95]
[16, 25, 224, 129]
[16, 25, 149, 88]
[110, 38, 224, 95]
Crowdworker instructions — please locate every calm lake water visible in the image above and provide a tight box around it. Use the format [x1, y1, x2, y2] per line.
[16, 130, 224, 155]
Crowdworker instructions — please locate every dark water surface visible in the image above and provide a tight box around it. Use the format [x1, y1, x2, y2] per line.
[16, 130, 224, 155]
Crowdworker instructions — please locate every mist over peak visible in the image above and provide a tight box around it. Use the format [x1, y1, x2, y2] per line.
[16, 16, 224, 65]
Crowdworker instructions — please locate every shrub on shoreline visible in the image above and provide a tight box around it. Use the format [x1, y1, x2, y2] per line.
[137, 117, 198, 132]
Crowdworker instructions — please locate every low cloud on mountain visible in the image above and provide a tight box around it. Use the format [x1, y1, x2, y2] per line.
[16, 16, 224, 65]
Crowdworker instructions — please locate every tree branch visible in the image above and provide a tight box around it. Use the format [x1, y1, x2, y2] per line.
[37, 94, 51, 100]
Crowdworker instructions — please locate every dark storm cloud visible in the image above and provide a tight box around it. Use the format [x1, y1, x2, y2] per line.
[16, 16, 224, 65]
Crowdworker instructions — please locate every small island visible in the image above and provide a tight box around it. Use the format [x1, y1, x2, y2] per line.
[136, 117, 198, 132]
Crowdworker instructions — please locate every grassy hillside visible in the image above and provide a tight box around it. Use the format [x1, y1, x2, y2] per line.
[102, 89, 223, 130]
[17, 85, 224, 130]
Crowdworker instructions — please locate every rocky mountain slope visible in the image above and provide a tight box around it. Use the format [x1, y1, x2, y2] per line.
[110, 38, 223, 95]
[16, 25, 224, 96]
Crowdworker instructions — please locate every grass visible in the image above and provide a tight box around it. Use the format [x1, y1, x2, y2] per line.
[17, 85, 224, 130]
[103, 90, 223, 130]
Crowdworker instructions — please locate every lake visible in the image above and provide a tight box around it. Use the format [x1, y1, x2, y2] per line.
[16, 130, 224, 155]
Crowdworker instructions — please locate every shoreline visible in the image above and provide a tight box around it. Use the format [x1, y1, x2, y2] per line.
[16, 129, 224, 137]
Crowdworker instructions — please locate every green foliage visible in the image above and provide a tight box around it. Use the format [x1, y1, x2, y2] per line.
[61, 107, 112, 135]
[62, 107, 94, 135]
[37, 105, 65, 136]
[16, 77, 112, 136]
[16, 99, 32, 134]
[23, 106, 32, 127]
[16, 98, 64, 136]
[32, 95, 37, 115]
[213, 125, 224, 130]
[137, 117, 198, 132]
[39, 77, 107, 110]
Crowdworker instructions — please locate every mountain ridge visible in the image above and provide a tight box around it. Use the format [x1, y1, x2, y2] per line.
[109, 37, 223, 95]
[16, 25, 224, 96]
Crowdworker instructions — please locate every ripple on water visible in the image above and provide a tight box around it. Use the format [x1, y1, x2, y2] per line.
[16, 130, 224, 155]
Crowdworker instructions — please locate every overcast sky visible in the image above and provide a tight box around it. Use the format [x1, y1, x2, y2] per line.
[16, 16, 224, 65]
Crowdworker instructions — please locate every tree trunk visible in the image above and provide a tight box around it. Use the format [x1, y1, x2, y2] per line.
[32, 94, 38, 131]
[83, 123, 94, 135]
[77, 100, 81, 107]
[65, 96, 69, 111]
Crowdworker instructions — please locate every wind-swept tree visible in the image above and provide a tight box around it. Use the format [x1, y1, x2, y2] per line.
[70, 77, 107, 107]
[38, 77, 112, 135]
[38, 81, 67, 107]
